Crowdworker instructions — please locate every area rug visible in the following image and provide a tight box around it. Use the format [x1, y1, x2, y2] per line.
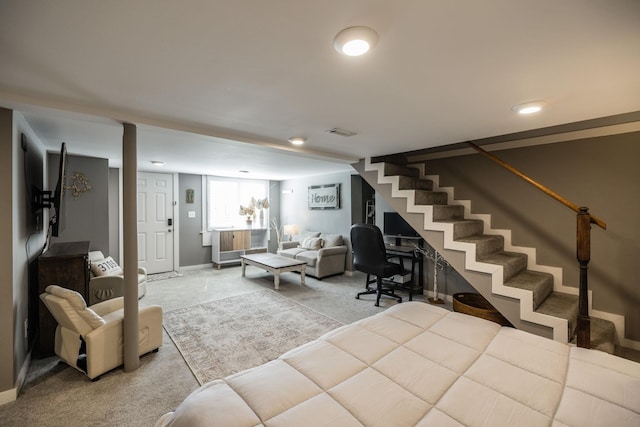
[147, 271, 182, 282]
[163, 289, 343, 385]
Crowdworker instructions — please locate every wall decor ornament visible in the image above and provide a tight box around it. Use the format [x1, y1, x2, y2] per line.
[64, 172, 92, 200]
[186, 189, 195, 203]
[308, 183, 340, 209]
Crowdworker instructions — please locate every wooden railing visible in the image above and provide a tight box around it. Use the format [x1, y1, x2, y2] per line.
[468, 142, 606, 348]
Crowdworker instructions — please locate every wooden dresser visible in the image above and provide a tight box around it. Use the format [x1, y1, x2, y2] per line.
[37, 241, 90, 356]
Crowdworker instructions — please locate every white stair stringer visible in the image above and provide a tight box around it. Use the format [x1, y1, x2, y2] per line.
[365, 158, 570, 343]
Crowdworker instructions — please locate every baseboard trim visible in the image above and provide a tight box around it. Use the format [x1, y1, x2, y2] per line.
[178, 263, 214, 272]
[0, 350, 31, 406]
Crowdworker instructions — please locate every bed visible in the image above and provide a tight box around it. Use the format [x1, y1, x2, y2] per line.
[156, 302, 640, 426]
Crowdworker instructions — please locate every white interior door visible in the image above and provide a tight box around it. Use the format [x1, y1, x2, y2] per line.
[138, 172, 174, 274]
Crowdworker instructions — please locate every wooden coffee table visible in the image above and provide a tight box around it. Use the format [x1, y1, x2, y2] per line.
[240, 253, 307, 290]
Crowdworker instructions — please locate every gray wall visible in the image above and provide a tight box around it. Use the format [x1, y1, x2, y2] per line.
[177, 176, 281, 267]
[108, 168, 120, 263]
[178, 174, 211, 266]
[49, 154, 110, 254]
[1, 109, 48, 399]
[280, 171, 355, 271]
[280, 171, 354, 237]
[423, 132, 640, 340]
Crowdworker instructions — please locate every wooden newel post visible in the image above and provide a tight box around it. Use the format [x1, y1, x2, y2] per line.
[576, 207, 591, 348]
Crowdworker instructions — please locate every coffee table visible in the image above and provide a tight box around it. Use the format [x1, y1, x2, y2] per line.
[240, 253, 307, 290]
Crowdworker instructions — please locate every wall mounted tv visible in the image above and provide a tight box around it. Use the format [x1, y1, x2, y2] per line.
[383, 211, 419, 243]
[32, 142, 67, 237]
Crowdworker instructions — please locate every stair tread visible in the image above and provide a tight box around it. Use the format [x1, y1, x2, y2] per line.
[536, 292, 578, 321]
[504, 270, 554, 310]
[479, 250, 527, 263]
[570, 316, 617, 354]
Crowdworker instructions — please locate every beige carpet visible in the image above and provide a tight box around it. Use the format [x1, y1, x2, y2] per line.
[163, 289, 343, 385]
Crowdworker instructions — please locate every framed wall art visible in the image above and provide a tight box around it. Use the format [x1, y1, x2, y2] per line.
[308, 183, 340, 209]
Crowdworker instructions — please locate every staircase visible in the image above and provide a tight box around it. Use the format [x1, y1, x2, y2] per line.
[354, 158, 619, 351]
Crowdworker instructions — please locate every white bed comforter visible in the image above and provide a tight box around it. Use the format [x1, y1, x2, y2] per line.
[156, 302, 640, 427]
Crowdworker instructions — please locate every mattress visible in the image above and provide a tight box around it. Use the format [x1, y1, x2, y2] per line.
[156, 302, 640, 426]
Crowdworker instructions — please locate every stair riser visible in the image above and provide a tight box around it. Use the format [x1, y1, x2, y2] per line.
[432, 205, 464, 221]
[453, 220, 484, 240]
[397, 176, 433, 191]
[384, 163, 418, 178]
[414, 190, 448, 205]
[472, 235, 504, 258]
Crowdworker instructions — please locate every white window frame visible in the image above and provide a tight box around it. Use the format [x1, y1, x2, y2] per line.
[204, 176, 269, 230]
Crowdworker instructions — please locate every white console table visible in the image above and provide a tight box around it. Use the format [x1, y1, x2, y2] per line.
[211, 227, 268, 268]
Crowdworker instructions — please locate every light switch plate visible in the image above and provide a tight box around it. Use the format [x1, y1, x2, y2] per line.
[188, 211, 196, 218]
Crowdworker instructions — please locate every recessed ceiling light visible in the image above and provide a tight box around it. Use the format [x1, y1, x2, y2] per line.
[288, 137, 306, 146]
[512, 101, 545, 115]
[150, 160, 165, 166]
[333, 26, 378, 56]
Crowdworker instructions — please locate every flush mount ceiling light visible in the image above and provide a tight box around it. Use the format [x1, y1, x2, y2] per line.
[288, 136, 306, 146]
[150, 160, 165, 166]
[333, 26, 378, 56]
[512, 101, 545, 115]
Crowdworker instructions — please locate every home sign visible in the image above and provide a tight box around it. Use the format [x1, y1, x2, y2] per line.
[308, 183, 340, 209]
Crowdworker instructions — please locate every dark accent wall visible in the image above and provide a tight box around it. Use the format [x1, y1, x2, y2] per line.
[424, 132, 640, 340]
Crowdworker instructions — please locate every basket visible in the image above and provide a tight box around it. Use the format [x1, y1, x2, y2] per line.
[452, 293, 512, 326]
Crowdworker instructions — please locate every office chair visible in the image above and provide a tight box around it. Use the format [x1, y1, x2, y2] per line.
[350, 223, 403, 306]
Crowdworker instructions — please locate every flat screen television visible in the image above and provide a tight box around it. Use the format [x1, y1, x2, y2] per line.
[383, 212, 419, 244]
[32, 142, 67, 237]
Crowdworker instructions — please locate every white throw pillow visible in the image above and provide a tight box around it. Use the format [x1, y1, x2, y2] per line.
[301, 237, 323, 250]
[91, 256, 123, 277]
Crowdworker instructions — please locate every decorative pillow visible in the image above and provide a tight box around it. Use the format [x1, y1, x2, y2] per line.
[300, 237, 323, 250]
[90, 256, 123, 277]
[88, 250, 105, 263]
[300, 231, 321, 242]
[320, 233, 343, 248]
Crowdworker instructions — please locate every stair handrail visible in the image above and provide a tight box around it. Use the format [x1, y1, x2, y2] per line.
[468, 142, 606, 348]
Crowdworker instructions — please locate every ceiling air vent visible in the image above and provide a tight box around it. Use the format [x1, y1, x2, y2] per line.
[326, 128, 357, 137]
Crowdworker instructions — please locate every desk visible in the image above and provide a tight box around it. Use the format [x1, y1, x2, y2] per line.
[385, 240, 424, 301]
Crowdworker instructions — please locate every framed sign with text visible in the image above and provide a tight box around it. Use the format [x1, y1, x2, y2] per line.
[308, 183, 340, 209]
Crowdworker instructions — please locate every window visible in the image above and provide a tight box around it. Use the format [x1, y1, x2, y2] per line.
[206, 176, 269, 229]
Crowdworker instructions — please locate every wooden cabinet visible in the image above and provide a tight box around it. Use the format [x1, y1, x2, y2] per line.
[219, 230, 251, 252]
[212, 228, 267, 268]
[37, 241, 90, 356]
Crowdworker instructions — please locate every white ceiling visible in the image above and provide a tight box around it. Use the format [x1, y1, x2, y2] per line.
[1, 1, 639, 179]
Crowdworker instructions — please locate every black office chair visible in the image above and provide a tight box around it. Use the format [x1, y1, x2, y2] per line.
[351, 223, 403, 306]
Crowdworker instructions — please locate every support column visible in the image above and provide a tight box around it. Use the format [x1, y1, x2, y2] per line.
[122, 123, 139, 371]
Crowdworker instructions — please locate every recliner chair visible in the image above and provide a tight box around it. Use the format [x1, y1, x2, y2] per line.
[40, 285, 163, 380]
[88, 250, 147, 305]
[351, 223, 403, 306]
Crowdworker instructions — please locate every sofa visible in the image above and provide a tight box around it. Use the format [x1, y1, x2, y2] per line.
[156, 301, 640, 426]
[277, 231, 348, 279]
[88, 251, 147, 305]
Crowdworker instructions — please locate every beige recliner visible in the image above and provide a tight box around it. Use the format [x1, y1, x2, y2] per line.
[88, 250, 147, 305]
[40, 285, 163, 380]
